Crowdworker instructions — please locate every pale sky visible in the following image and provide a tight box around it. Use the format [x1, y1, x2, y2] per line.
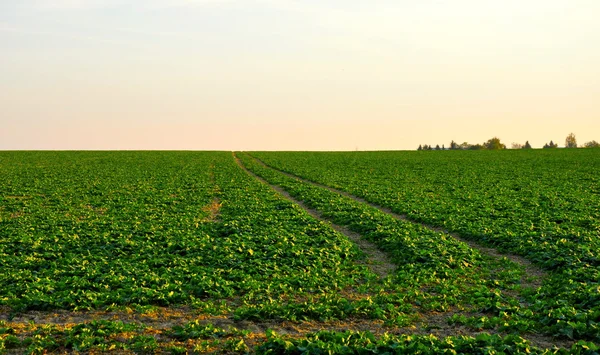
[1, 0, 599, 150]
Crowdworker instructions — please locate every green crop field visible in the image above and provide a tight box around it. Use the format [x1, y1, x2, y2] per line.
[1, 150, 598, 354]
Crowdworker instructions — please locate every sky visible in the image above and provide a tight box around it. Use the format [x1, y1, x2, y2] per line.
[1, 0, 599, 151]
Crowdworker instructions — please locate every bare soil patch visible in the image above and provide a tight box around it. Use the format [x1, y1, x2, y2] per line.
[201, 197, 222, 223]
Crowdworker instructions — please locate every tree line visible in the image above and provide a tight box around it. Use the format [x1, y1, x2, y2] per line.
[418, 133, 600, 151]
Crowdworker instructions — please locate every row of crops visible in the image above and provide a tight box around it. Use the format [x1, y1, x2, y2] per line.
[1, 150, 598, 353]
[248, 150, 600, 342]
[2, 320, 596, 354]
[0, 151, 377, 314]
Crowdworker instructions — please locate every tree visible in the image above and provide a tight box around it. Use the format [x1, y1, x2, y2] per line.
[523, 141, 532, 149]
[418, 144, 422, 151]
[511, 142, 523, 149]
[483, 137, 506, 150]
[565, 133, 577, 148]
[543, 140, 558, 149]
[584, 140, 600, 148]
[449, 140, 459, 150]
[435, 144, 441, 150]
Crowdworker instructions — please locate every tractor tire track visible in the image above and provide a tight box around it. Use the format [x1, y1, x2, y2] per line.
[244, 153, 547, 293]
[233, 152, 396, 279]
[234, 153, 575, 349]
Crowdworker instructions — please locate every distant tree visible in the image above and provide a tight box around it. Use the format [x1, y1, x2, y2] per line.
[435, 144, 441, 150]
[449, 140, 459, 150]
[460, 142, 470, 150]
[565, 133, 577, 148]
[523, 141, 532, 149]
[468, 144, 483, 150]
[511, 142, 523, 149]
[584, 140, 600, 148]
[543, 140, 558, 149]
[442, 144, 445, 150]
[483, 137, 506, 150]
[418, 144, 422, 151]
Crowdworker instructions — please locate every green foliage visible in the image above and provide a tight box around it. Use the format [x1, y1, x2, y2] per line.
[169, 321, 232, 340]
[2, 150, 600, 353]
[483, 137, 507, 150]
[0, 320, 244, 354]
[0, 151, 372, 319]
[251, 149, 600, 341]
[238, 152, 549, 332]
[257, 330, 581, 354]
[584, 140, 600, 148]
[566, 133, 578, 148]
[543, 140, 559, 148]
[421, 138, 507, 150]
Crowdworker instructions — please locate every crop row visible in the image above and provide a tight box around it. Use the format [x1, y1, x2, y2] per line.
[4, 320, 597, 354]
[251, 150, 600, 270]
[2, 150, 598, 353]
[237, 153, 564, 337]
[249, 150, 600, 342]
[0, 151, 373, 319]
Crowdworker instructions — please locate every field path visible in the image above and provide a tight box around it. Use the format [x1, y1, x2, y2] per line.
[232, 152, 396, 279]
[244, 153, 547, 292]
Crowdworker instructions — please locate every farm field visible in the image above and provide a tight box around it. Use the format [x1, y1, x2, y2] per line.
[1, 150, 599, 354]
[248, 150, 600, 346]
